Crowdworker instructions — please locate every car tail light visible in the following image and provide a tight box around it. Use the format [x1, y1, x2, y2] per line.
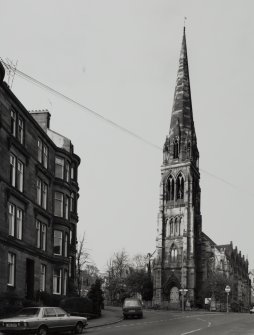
[18, 322, 29, 327]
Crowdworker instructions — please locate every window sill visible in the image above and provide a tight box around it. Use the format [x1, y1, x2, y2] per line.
[6, 187, 29, 207]
[36, 163, 53, 181]
[8, 136, 30, 164]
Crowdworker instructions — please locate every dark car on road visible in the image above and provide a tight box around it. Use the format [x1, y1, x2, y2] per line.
[122, 298, 143, 319]
[0, 306, 87, 334]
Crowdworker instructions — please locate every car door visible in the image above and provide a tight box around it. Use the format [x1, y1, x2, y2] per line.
[43, 307, 58, 331]
[54, 307, 73, 331]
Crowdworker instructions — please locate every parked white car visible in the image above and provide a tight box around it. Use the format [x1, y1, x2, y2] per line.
[0, 306, 87, 335]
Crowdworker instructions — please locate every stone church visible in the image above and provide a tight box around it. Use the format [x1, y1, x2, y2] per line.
[153, 28, 250, 310]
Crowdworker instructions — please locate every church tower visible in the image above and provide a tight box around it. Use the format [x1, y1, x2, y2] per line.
[153, 28, 202, 308]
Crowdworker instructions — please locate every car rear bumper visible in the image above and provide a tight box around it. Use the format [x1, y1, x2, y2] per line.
[123, 311, 143, 317]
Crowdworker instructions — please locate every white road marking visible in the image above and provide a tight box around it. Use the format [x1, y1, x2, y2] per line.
[181, 328, 202, 335]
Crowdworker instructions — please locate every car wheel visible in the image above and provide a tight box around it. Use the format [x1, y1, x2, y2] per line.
[37, 326, 48, 335]
[74, 322, 84, 334]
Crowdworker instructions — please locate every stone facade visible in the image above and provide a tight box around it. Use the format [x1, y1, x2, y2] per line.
[153, 29, 250, 310]
[0, 63, 80, 299]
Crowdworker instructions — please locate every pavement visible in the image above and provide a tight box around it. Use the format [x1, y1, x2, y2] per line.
[86, 306, 123, 329]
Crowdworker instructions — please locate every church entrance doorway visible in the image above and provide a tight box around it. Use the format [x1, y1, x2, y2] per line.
[170, 286, 180, 303]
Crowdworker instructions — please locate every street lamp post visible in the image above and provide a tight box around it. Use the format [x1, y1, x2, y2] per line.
[225, 285, 231, 313]
[179, 288, 188, 312]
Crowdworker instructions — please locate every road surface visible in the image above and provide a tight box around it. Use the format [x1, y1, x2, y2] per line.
[86, 310, 254, 335]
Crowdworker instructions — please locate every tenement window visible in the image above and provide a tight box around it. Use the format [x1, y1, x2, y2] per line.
[55, 157, 64, 179]
[54, 192, 64, 217]
[10, 110, 25, 144]
[40, 264, 46, 291]
[10, 154, 24, 192]
[70, 192, 76, 213]
[36, 220, 47, 251]
[17, 160, 24, 192]
[71, 163, 76, 181]
[63, 270, 68, 296]
[64, 233, 68, 257]
[17, 117, 24, 144]
[38, 139, 43, 163]
[8, 203, 23, 240]
[11, 110, 16, 136]
[36, 179, 42, 205]
[65, 196, 69, 220]
[10, 154, 16, 187]
[42, 182, 48, 210]
[69, 229, 73, 245]
[53, 268, 62, 294]
[53, 230, 63, 255]
[66, 162, 70, 182]
[36, 178, 48, 209]
[38, 139, 48, 169]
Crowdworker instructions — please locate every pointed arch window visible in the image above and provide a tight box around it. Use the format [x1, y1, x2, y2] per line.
[178, 217, 182, 236]
[174, 218, 178, 236]
[187, 141, 191, 158]
[173, 138, 179, 159]
[166, 175, 175, 201]
[170, 218, 174, 236]
[170, 246, 178, 262]
[176, 173, 184, 199]
[163, 138, 170, 163]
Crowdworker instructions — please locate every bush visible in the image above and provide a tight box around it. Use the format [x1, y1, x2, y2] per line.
[22, 299, 39, 308]
[60, 296, 94, 315]
[36, 291, 62, 307]
[0, 292, 19, 317]
[87, 278, 104, 316]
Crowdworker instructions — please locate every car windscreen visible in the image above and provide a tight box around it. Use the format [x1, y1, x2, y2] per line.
[124, 300, 141, 307]
[17, 308, 40, 317]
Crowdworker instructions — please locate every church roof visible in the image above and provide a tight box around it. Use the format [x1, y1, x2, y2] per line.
[169, 28, 196, 140]
[201, 232, 217, 246]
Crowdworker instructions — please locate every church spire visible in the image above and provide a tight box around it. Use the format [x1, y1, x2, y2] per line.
[163, 27, 198, 166]
[169, 27, 196, 140]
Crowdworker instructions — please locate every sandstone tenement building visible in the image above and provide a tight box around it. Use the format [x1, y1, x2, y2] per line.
[153, 29, 250, 310]
[0, 62, 80, 299]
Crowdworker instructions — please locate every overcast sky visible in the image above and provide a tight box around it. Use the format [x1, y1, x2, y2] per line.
[1, 0, 254, 272]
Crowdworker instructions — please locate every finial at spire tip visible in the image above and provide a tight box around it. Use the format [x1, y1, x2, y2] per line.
[183, 17, 187, 31]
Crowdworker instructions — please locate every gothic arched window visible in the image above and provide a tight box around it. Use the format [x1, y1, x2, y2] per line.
[174, 218, 178, 236]
[166, 175, 174, 201]
[176, 173, 184, 200]
[170, 218, 174, 236]
[178, 217, 182, 236]
[187, 141, 191, 158]
[173, 138, 179, 159]
[163, 138, 170, 163]
[170, 246, 178, 262]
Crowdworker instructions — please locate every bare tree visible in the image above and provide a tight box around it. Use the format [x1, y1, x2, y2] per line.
[131, 253, 147, 270]
[76, 232, 90, 296]
[106, 250, 130, 303]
